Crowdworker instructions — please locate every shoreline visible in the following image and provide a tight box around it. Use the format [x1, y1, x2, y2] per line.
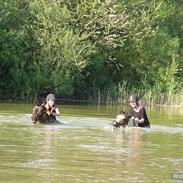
[0, 99, 183, 107]
[154, 104, 183, 108]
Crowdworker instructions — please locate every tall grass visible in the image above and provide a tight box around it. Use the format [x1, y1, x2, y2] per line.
[96, 81, 183, 106]
[102, 90, 183, 106]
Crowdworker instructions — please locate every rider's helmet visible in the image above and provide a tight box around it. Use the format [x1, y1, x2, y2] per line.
[128, 95, 138, 103]
[46, 94, 55, 101]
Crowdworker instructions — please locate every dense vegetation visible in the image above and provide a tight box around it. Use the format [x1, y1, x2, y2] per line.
[0, 0, 182, 104]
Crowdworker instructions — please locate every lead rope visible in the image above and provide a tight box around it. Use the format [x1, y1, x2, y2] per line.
[132, 119, 138, 127]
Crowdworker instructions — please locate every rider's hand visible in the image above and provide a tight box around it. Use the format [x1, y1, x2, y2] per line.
[134, 118, 140, 123]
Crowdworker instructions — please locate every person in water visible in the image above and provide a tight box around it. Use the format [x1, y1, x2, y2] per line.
[128, 95, 150, 128]
[32, 94, 60, 123]
[42, 94, 60, 122]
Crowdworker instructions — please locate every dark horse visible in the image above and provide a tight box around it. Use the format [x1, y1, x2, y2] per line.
[31, 105, 62, 125]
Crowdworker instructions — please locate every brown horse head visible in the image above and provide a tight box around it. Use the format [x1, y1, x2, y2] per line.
[112, 111, 130, 127]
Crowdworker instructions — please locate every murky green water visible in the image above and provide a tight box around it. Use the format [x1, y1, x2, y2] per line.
[0, 103, 183, 183]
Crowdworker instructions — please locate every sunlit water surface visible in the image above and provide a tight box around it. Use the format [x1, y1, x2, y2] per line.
[0, 103, 183, 183]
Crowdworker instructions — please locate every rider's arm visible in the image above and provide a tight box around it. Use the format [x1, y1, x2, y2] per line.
[134, 118, 145, 124]
[134, 107, 145, 124]
[51, 107, 60, 116]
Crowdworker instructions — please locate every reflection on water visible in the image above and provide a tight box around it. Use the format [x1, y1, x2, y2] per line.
[0, 103, 183, 182]
[110, 128, 145, 182]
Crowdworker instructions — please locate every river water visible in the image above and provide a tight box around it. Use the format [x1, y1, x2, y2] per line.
[0, 103, 183, 183]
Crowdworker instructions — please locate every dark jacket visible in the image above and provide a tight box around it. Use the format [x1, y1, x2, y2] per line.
[130, 106, 150, 128]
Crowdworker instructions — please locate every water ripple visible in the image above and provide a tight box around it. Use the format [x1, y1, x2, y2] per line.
[78, 144, 130, 154]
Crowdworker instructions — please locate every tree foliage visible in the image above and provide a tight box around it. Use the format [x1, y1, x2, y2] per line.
[0, 0, 182, 104]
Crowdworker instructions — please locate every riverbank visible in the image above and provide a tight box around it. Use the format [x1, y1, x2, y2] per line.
[1, 97, 183, 107]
